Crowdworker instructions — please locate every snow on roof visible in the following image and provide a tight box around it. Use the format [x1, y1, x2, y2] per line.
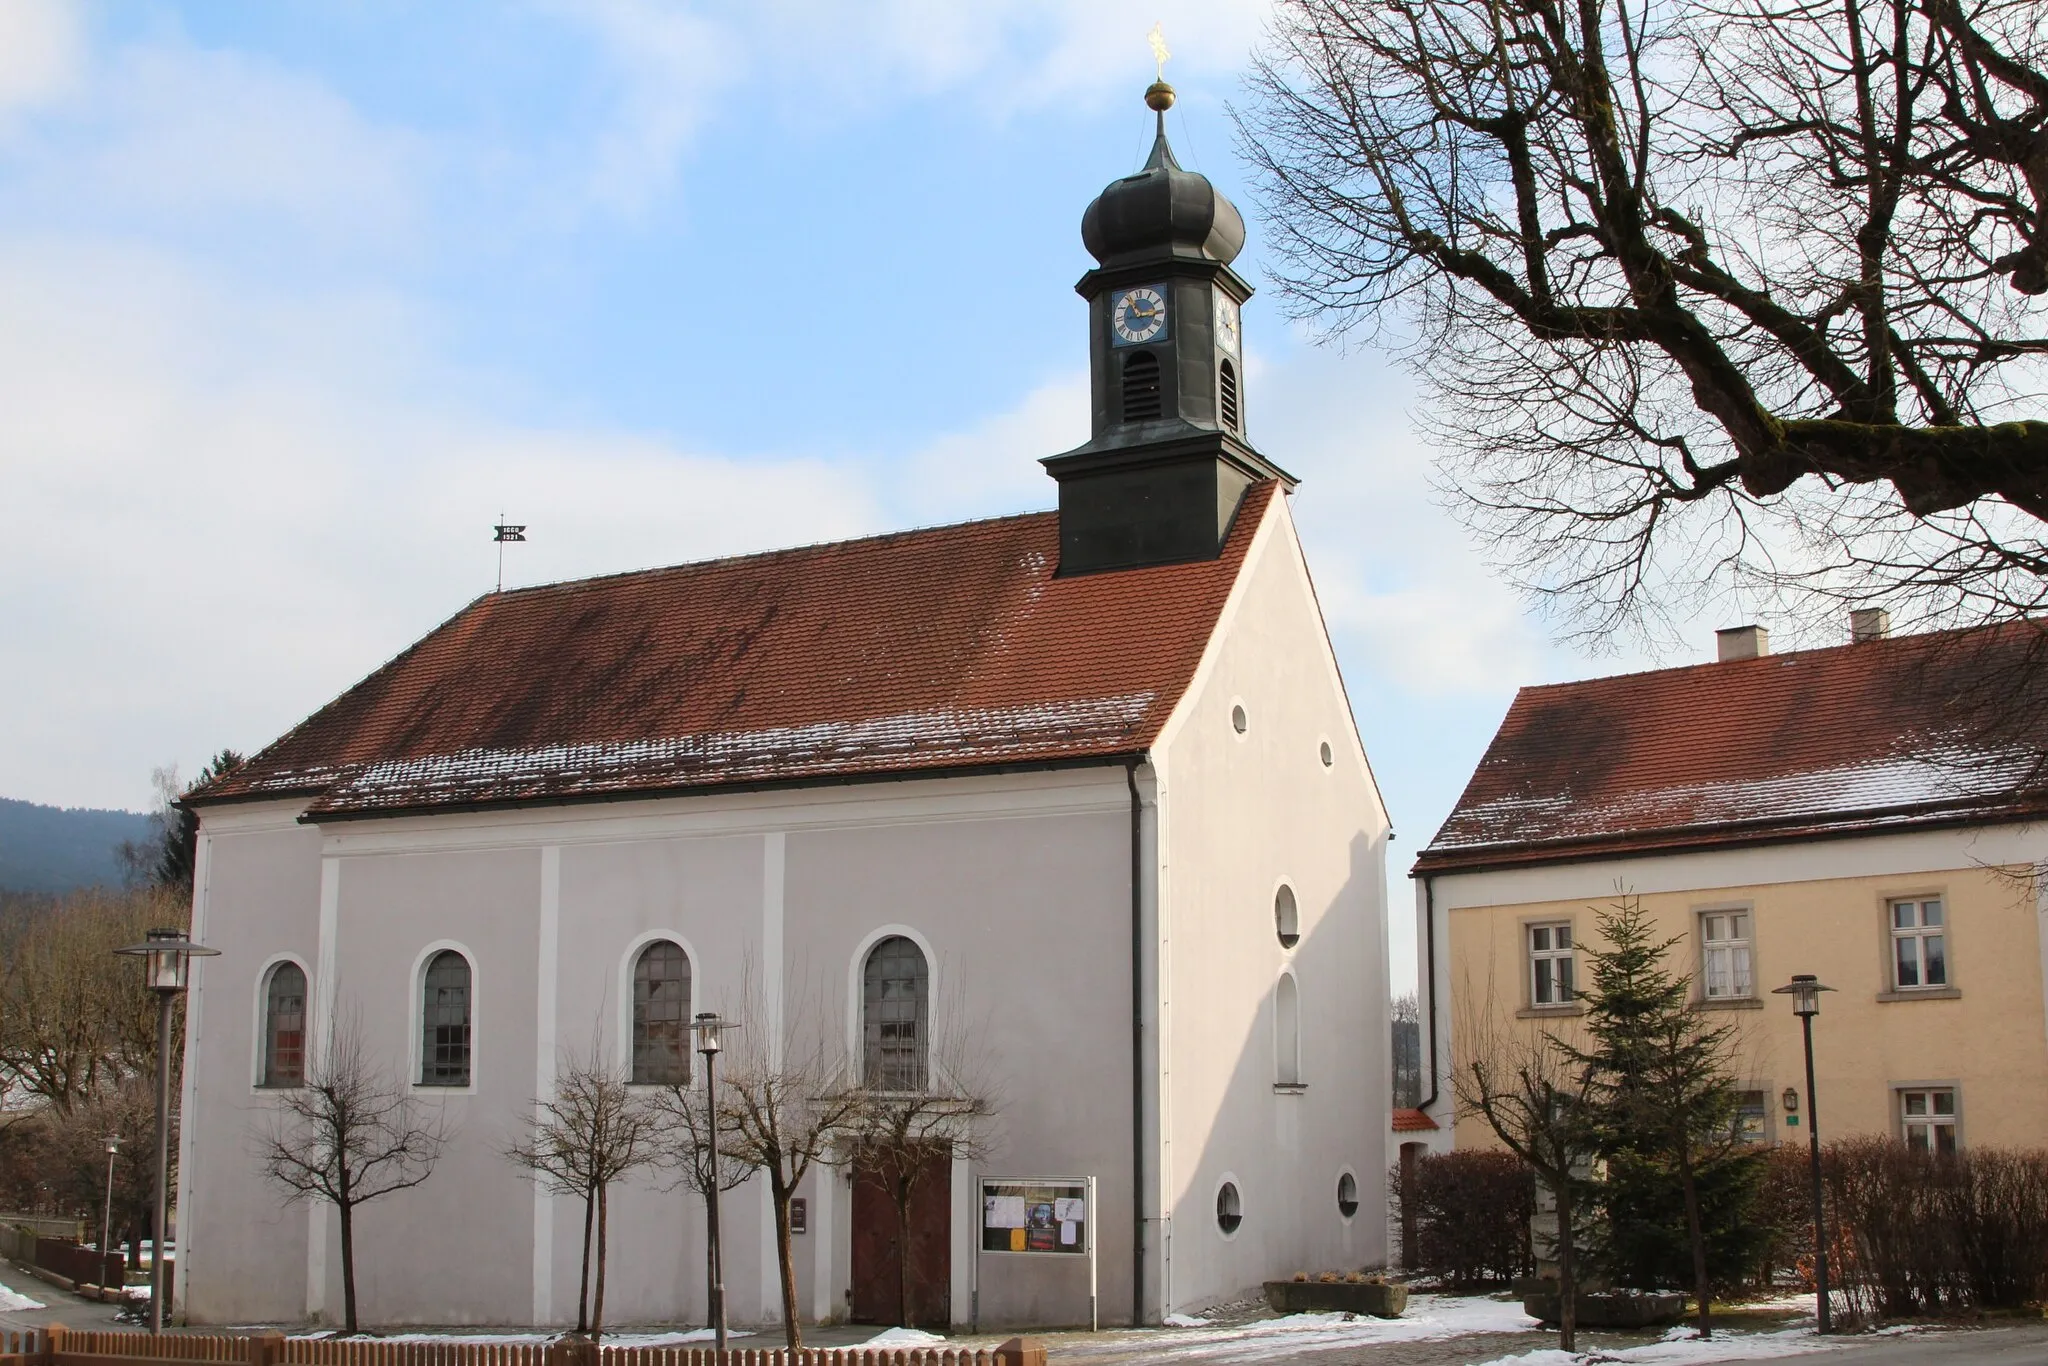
[1415, 621, 2048, 873]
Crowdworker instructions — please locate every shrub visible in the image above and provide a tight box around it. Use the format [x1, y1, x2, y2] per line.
[1398, 1149, 1535, 1289]
[1823, 1138, 2048, 1318]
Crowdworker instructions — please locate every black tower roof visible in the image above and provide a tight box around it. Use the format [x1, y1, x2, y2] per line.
[1080, 117, 1246, 269]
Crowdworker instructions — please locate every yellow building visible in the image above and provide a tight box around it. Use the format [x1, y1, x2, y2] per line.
[1411, 617, 2048, 1154]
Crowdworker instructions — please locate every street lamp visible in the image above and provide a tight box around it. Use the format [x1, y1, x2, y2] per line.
[114, 928, 218, 1334]
[1772, 973, 1835, 1334]
[100, 1135, 121, 1298]
[693, 1011, 740, 1355]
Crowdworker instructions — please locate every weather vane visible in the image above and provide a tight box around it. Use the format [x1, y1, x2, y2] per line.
[1148, 22, 1171, 80]
[492, 512, 526, 592]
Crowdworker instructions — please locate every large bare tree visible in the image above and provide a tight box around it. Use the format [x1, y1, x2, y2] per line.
[258, 1010, 447, 1332]
[506, 1046, 660, 1340]
[1241, 0, 2048, 643]
[0, 887, 174, 1114]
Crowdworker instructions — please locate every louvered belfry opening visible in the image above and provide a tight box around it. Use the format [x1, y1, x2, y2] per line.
[1219, 358, 1240, 431]
[1121, 350, 1163, 422]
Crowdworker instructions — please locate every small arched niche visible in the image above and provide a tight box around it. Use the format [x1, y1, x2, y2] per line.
[1275, 884, 1300, 949]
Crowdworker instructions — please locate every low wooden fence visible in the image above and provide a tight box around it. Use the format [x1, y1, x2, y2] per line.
[0, 1329, 1047, 1366]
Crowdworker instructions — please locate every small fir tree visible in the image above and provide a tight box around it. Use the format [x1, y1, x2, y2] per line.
[1569, 897, 1764, 1338]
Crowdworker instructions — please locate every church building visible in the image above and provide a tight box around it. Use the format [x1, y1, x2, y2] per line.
[178, 86, 1393, 1332]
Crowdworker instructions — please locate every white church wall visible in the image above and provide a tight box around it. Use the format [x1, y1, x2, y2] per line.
[178, 804, 323, 1326]
[183, 770, 1137, 1329]
[1151, 494, 1392, 1317]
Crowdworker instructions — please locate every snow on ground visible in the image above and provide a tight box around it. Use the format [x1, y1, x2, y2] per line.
[0, 1275, 46, 1313]
[1096, 1293, 1542, 1361]
[1472, 1325, 1842, 1365]
[1164, 1314, 1212, 1327]
[863, 1327, 946, 1346]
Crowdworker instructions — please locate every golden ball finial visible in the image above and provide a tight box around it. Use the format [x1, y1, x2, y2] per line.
[1145, 80, 1176, 112]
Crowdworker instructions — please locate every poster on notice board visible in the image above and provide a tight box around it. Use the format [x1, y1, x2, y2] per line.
[980, 1179, 1088, 1254]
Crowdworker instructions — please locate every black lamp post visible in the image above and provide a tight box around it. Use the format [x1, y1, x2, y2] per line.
[100, 1134, 121, 1295]
[693, 1011, 739, 1355]
[1772, 973, 1835, 1334]
[114, 928, 218, 1333]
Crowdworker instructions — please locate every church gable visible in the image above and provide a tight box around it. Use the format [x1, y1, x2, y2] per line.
[192, 486, 1278, 819]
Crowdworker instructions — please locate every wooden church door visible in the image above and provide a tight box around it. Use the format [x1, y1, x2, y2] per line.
[849, 1147, 951, 1327]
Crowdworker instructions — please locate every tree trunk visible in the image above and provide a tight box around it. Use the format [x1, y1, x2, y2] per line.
[1555, 1174, 1577, 1354]
[894, 1171, 914, 1329]
[772, 1171, 802, 1350]
[1680, 1151, 1712, 1338]
[591, 1181, 609, 1342]
[338, 1199, 358, 1335]
[574, 1180, 594, 1333]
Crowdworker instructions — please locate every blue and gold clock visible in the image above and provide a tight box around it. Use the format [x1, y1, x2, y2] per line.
[1110, 285, 1169, 345]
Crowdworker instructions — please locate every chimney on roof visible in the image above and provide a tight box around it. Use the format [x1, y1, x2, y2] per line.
[1850, 607, 1891, 642]
[1716, 625, 1770, 662]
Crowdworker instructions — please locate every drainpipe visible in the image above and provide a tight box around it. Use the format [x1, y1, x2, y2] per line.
[1419, 872, 1440, 1114]
[1126, 760, 1146, 1327]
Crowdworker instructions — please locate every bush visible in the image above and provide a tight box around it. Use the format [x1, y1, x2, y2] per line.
[1823, 1138, 2048, 1319]
[1398, 1149, 1534, 1290]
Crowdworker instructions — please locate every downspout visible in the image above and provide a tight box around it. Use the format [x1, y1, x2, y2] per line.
[1126, 759, 1146, 1326]
[1419, 872, 1440, 1113]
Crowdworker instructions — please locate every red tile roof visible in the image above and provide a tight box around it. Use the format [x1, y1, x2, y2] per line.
[1392, 1107, 1439, 1132]
[1414, 622, 2048, 874]
[191, 486, 1277, 820]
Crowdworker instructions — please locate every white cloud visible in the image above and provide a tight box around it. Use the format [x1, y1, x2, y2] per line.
[0, 238, 882, 811]
[891, 372, 1085, 524]
[0, 0, 82, 117]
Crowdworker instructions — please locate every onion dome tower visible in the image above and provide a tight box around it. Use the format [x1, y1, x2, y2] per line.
[1043, 81, 1294, 575]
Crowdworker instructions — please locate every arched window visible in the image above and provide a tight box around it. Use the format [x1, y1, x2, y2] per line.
[632, 940, 691, 1085]
[420, 950, 472, 1087]
[261, 961, 306, 1088]
[1121, 351, 1162, 422]
[1215, 1181, 1242, 1235]
[1219, 358, 1240, 431]
[1275, 973, 1301, 1086]
[1275, 884, 1300, 949]
[1337, 1171, 1359, 1219]
[863, 935, 929, 1091]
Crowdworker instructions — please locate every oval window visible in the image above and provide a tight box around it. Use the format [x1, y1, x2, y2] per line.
[1216, 1181, 1242, 1236]
[1275, 884, 1300, 949]
[1319, 740, 1334, 767]
[1231, 704, 1248, 734]
[1337, 1172, 1359, 1219]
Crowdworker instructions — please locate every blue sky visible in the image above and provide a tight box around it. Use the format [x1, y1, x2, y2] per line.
[0, 0, 1678, 990]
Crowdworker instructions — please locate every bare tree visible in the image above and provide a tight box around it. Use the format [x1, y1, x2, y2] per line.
[719, 973, 868, 1350]
[840, 992, 1000, 1331]
[0, 887, 174, 1114]
[258, 1009, 446, 1332]
[647, 1068, 753, 1332]
[1454, 985, 1597, 1351]
[506, 1045, 660, 1340]
[1239, 0, 2048, 646]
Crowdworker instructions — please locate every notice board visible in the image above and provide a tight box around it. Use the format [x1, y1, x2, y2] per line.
[980, 1178, 1089, 1255]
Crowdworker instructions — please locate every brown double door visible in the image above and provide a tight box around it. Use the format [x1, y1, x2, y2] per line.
[849, 1146, 951, 1328]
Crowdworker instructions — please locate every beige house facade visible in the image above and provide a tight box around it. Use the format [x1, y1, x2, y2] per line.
[1413, 621, 2048, 1156]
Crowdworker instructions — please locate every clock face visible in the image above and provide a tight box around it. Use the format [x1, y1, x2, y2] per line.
[1111, 286, 1169, 346]
[1214, 293, 1241, 355]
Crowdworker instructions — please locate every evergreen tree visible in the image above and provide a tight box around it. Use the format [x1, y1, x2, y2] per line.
[1570, 897, 1764, 1338]
[120, 751, 244, 894]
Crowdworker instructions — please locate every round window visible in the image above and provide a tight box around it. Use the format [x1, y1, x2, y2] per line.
[1337, 1171, 1359, 1219]
[1231, 704, 1248, 734]
[1319, 740, 1334, 767]
[1216, 1181, 1242, 1235]
[1275, 884, 1300, 949]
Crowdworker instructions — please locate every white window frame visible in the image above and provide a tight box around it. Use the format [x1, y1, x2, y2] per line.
[616, 929, 699, 1087]
[1897, 1084, 1960, 1154]
[1527, 921, 1575, 1007]
[1699, 907, 1755, 1000]
[1889, 898, 1949, 991]
[249, 952, 312, 1091]
[410, 939, 479, 1096]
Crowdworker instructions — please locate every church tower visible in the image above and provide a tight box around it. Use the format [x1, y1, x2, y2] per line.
[1043, 81, 1294, 575]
